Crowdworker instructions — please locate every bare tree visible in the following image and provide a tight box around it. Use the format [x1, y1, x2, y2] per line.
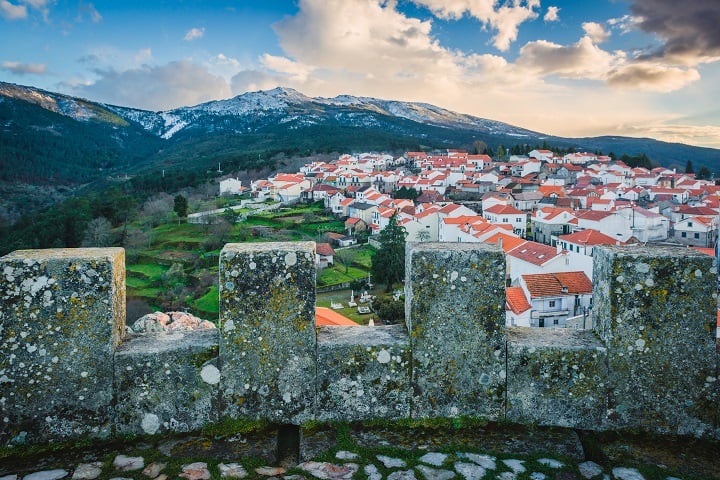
[142, 193, 174, 227]
[81, 217, 113, 247]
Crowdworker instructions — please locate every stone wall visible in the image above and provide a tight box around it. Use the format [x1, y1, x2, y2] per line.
[0, 242, 717, 446]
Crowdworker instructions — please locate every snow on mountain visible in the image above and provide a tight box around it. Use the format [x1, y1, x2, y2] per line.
[0, 81, 539, 140]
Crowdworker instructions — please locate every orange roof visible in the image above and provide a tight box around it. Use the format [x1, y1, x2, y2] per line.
[692, 247, 716, 257]
[507, 241, 561, 266]
[315, 307, 358, 326]
[484, 204, 525, 215]
[522, 271, 593, 298]
[484, 232, 526, 253]
[316, 243, 335, 257]
[559, 229, 621, 246]
[506, 287, 531, 314]
[538, 185, 565, 197]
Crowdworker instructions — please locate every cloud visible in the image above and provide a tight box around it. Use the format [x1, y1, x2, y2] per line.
[606, 62, 700, 92]
[630, 0, 720, 65]
[517, 36, 620, 78]
[134, 48, 152, 64]
[1, 61, 47, 75]
[67, 61, 231, 111]
[260, 54, 313, 82]
[77, 2, 102, 23]
[582, 22, 609, 43]
[184, 27, 205, 41]
[544, 6, 559, 22]
[231, 70, 283, 93]
[607, 14, 638, 34]
[0, 1, 27, 20]
[411, 0, 540, 51]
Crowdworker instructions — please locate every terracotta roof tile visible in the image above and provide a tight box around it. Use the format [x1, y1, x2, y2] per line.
[522, 271, 592, 298]
[506, 287, 531, 314]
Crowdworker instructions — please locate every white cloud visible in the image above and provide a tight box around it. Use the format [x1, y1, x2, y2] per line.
[260, 54, 313, 82]
[411, 0, 540, 51]
[0, 0, 27, 20]
[544, 6, 559, 22]
[582, 22, 609, 44]
[517, 36, 620, 78]
[134, 48, 152, 64]
[1, 61, 46, 75]
[77, 2, 102, 23]
[184, 27, 205, 41]
[68, 61, 231, 111]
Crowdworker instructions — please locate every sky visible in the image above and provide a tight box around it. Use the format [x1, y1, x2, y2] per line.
[2, 0, 720, 149]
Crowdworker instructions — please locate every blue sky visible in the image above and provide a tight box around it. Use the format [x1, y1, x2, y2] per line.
[2, 0, 720, 149]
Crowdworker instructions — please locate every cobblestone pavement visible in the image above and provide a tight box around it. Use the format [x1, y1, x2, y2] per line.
[1, 425, 717, 480]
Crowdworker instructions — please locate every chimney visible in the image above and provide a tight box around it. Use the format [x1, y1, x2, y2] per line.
[498, 237, 503, 250]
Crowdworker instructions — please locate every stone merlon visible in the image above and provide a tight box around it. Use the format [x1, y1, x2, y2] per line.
[0, 242, 717, 446]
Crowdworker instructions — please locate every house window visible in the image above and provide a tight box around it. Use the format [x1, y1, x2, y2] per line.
[549, 300, 556, 308]
[553, 319, 559, 325]
[681, 232, 687, 238]
[694, 232, 700, 239]
[688, 222, 693, 227]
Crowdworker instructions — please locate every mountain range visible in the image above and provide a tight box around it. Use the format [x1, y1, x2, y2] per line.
[1, 81, 718, 190]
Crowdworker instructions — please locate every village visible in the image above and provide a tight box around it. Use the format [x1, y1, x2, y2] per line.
[215, 149, 720, 330]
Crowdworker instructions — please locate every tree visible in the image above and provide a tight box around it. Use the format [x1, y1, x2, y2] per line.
[696, 166, 711, 180]
[393, 187, 419, 200]
[685, 160, 694, 174]
[496, 145, 506, 159]
[81, 217, 112, 247]
[174, 194, 188, 219]
[142, 193, 173, 227]
[472, 140, 487, 155]
[335, 247, 358, 274]
[371, 213, 407, 292]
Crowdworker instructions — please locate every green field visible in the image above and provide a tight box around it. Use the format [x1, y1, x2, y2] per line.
[124, 201, 369, 320]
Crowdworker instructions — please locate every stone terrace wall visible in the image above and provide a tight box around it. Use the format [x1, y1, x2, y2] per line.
[0, 243, 717, 446]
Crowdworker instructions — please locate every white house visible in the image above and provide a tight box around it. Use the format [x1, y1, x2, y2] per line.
[555, 228, 621, 279]
[672, 216, 718, 247]
[506, 286, 532, 327]
[505, 241, 574, 284]
[618, 206, 670, 242]
[519, 271, 593, 328]
[219, 178, 243, 195]
[482, 204, 527, 236]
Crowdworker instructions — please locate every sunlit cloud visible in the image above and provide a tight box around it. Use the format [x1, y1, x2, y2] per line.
[544, 6, 559, 22]
[410, 0, 540, 51]
[517, 36, 620, 78]
[184, 27, 205, 41]
[1, 61, 47, 75]
[607, 62, 700, 92]
[582, 22, 609, 44]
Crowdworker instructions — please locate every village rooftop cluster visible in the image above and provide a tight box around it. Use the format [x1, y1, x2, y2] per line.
[219, 149, 720, 329]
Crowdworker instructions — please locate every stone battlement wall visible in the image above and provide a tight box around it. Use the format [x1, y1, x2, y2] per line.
[0, 242, 717, 446]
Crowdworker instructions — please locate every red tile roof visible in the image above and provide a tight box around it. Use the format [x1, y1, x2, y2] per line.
[506, 287, 531, 314]
[558, 229, 621, 246]
[522, 271, 593, 298]
[315, 307, 358, 326]
[484, 204, 525, 215]
[507, 241, 562, 265]
[483, 232, 526, 253]
[316, 243, 335, 257]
